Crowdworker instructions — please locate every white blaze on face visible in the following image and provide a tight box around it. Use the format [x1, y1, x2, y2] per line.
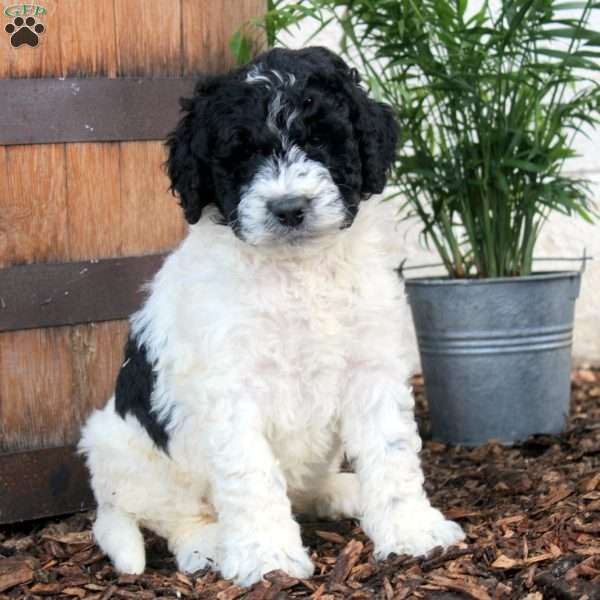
[238, 145, 347, 245]
[239, 66, 347, 245]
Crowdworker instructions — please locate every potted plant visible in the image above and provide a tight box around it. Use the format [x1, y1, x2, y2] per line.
[234, 0, 600, 445]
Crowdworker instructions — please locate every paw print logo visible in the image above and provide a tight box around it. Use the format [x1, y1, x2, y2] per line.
[5, 16, 45, 48]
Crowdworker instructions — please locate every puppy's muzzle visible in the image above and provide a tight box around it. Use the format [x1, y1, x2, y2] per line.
[268, 196, 310, 228]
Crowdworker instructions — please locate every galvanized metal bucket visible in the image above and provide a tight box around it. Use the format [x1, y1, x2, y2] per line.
[405, 271, 581, 446]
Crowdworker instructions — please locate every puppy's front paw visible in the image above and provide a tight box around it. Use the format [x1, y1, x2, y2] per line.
[370, 504, 465, 560]
[219, 525, 314, 587]
[93, 507, 145, 575]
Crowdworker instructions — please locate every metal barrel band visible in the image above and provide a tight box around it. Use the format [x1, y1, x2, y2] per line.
[398, 251, 592, 278]
[417, 325, 573, 356]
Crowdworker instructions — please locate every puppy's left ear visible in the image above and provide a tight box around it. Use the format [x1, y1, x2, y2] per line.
[165, 78, 218, 224]
[351, 84, 399, 195]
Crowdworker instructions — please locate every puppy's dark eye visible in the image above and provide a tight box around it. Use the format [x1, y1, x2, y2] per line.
[221, 147, 248, 162]
[238, 145, 253, 158]
[308, 134, 323, 146]
[303, 97, 313, 107]
[217, 143, 252, 164]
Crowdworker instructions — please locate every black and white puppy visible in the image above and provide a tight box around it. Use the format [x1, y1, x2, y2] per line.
[80, 46, 464, 586]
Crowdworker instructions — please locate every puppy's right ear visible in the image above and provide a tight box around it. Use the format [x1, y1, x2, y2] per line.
[165, 80, 216, 224]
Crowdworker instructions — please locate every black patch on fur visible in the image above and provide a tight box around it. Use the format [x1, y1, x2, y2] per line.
[115, 335, 170, 451]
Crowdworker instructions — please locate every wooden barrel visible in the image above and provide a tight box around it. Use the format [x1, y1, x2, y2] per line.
[0, 0, 264, 523]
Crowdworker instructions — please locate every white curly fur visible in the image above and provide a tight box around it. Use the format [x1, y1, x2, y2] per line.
[79, 199, 464, 587]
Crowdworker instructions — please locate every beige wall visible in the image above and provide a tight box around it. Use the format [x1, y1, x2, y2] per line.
[280, 17, 600, 365]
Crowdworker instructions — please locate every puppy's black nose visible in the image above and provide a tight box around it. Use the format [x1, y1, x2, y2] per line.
[268, 196, 309, 228]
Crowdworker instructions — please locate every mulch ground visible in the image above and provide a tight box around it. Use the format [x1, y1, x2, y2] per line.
[1, 369, 599, 600]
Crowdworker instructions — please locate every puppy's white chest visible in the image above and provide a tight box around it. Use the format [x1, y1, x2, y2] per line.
[266, 270, 349, 335]
[248, 261, 355, 425]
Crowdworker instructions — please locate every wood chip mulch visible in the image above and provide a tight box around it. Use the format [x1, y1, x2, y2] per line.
[1, 368, 599, 600]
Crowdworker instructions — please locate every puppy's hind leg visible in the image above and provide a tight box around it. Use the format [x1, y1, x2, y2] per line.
[93, 504, 145, 574]
[165, 515, 220, 574]
[292, 472, 362, 520]
[314, 472, 362, 519]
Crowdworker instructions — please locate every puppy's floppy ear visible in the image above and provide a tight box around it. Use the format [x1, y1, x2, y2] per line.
[307, 47, 398, 195]
[351, 81, 399, 195]
[165, 79, 217, 224]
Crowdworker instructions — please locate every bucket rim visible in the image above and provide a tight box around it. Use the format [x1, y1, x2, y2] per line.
[403, 270, 581, 287]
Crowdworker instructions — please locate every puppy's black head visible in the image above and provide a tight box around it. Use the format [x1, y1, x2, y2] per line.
[166, 46, 398, 244]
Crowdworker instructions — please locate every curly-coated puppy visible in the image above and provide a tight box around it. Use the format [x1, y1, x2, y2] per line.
[79, 46, 464, 586]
